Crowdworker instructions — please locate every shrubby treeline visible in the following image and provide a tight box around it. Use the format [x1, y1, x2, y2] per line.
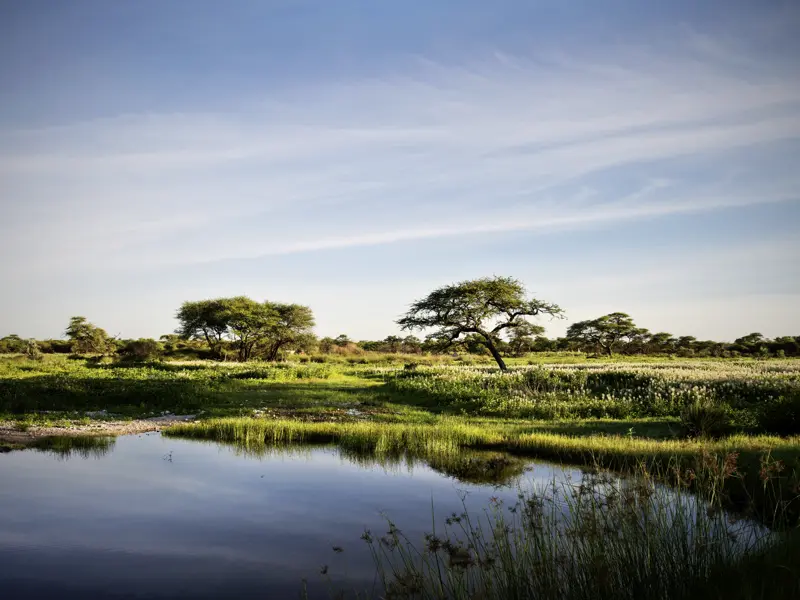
[1, 278, 797, 362]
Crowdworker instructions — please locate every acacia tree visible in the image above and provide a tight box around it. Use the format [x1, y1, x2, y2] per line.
[565, 312, 639, 356]
[259, 303, 315, 361]
[507, 323, 546, 357]
[648, 332, 676, 354]
[223, 296, 278, 361]
[175, 300, 230, 357]
[384, 335, 404, 353]
[176, 297, 314, 361]
[397, 276, 563, 371]
[65, 316, 114, 354]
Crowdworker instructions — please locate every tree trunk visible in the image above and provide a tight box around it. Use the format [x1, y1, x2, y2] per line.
[484, 339, 508, 371]
[266, 340, 285, 362]
[605, 345, 613, 357]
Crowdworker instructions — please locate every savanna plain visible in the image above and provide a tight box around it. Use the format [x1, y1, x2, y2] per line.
[2, 350, 799, 599]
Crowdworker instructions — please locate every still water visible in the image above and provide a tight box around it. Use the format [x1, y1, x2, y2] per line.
[0, 433, 581, 599]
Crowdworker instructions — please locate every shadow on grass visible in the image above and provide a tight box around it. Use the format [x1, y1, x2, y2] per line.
[524, 419, 682, 440]
[83, 361, 214, 372]
[0, 374, 386, 417]
[0, 375, 212, 414]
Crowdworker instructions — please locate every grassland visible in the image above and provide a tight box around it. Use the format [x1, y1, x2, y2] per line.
[2, 353, 799, 597]
[3, 354, 799, 517]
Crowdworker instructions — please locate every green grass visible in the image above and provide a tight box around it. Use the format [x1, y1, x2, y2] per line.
[328, 468, 800, 600]
[3, 356, 799, 431]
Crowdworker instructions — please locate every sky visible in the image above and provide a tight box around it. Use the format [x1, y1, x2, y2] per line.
[1, 0, 799, 342]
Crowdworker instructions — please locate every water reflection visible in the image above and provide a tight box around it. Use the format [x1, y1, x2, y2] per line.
[175, 436, 533, 487]
[30, 435, 115, 459]
[0, 433, 776, 600]
[0, 433, 572, 599]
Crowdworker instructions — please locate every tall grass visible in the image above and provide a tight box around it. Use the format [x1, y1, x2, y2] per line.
[166, 418, 498, 459]
[167, 417, 800, 526]
[384, 362, 800, 431]
[344, 464, 799, 600]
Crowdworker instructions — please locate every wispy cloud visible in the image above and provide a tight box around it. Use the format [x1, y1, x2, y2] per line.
[1, 25, 798, 277]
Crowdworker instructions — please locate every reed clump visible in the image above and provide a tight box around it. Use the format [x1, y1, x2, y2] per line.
[337, 460, 799, 600]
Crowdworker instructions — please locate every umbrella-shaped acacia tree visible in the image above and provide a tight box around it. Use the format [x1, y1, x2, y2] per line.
[397, 276, 564, 371]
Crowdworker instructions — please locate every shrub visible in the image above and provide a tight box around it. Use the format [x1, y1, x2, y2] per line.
[758, 395, 800, 435]
[23, 339, 43, 361]
[118, 338, 163, 362]
[680, 401, 731, 438]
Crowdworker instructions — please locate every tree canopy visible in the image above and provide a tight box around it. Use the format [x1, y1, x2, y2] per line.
[565, 312, 643, 356]
[175, 297, 315, 361]
[397, 276, 564, 370]
[65, 316, 114, 354]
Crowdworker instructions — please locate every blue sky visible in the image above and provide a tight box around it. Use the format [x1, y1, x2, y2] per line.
[1, 0, 798, 341]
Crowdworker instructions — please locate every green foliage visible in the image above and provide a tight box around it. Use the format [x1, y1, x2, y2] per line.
[566, 312, 644, 356]
[175, 297, 315, 361]
[359, 335, 423, 354]
[118, 338, 162, 362]
[506, 323, 546, 356]
[23, 339, 43, 361]
[398, 276, 564, 370]
[680, 400, 731, 438]
[175, 299, 230, 356]
[0, 334, 25, 353]
[759, 394, 800, 436]
[64, 316, 114, 354]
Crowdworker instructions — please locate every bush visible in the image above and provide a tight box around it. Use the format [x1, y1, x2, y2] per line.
[118, 339, 163, 362]
[23, 339, 43, 361]
[680, 401, 731, 438]
[758, 395, 800, 435]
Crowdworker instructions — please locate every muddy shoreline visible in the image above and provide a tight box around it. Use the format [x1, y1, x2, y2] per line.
[0, 415, 197, 448]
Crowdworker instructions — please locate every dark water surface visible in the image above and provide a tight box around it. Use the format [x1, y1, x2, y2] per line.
[0, 433, 579, 599]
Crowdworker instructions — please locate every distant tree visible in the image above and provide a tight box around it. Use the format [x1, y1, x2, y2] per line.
[334, 334, 351, 347]
[530, 335, 556, 352]
[65, 316, 114, 354]
[397, 276, 564, 371]
[648, 332, 676, 354]
[735, 332, 765, 346]
[176, 297, 315, 361]
[258, 303, 315, 361]
[507, 323, 546, 356]
[0, 334, 25, 353]
[119, 338, 162, 362]
[318, 337, 337, 353]
[401, 335, 423, 354]
[461, 333, 492, 355]
[625, 327, 651, 355]
[175, 300, 231, 357]
[23, 339, 43, 361]
[565, 312, 639, 357]
[223, 297, 282, 361]
[769, 336, 800, 357]
[39, 339, 73, 354]
[357, 340, 381, 352]
[383, 335, 403, 353]
[734, 332, 768, 355]
[290, 332, 319, 355]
